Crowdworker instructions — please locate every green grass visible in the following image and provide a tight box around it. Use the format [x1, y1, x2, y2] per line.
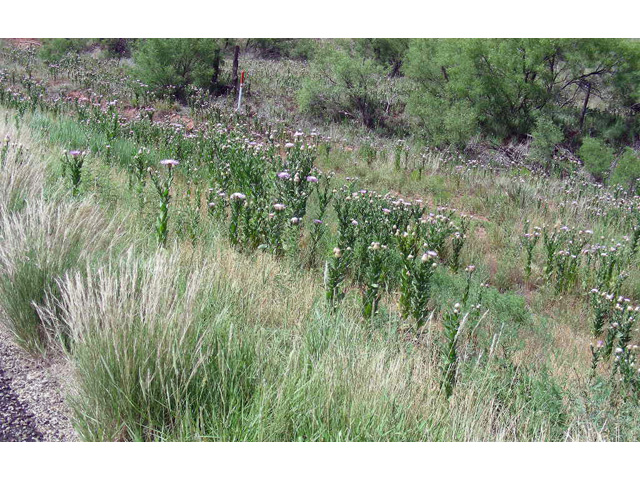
[0, 42, 640, 441]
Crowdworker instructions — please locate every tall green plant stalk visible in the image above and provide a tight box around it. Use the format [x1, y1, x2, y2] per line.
[149, 159, 179, 247]
[442, 304, 463, 399]
[129, 147, 150, 208]
[408, 251, 438, 329]
[362, 242, 387, 320]
[462, 265, 475, 306]
[450, 214, 471, 273]
[325, 247, 350, 308]
[228, 192, 247, 247]
[62, 149, 85, 196]
[521, 221, 540, 279]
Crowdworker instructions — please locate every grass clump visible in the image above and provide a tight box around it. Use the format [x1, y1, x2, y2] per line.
[0, 198, 126, 354]
[52, 250, 258, 440]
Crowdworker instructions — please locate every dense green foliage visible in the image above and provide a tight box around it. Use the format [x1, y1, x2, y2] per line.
[247, 38, 315, 60]
[39, 38, 90, 63]
[610, 147, 640, 191]
[579, 137, 615, 183]
[355, 38, 410, 77]
[95, 38, 134, 59]
[298, 41, 400, 130]
[404, 39, 640, 149]
[133, 38, 224, 100]
[529, 115, 565, 168]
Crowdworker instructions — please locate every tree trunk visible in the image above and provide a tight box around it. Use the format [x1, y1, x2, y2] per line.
[210, 51, 221, 94]
[232, 45, 240, 93]
[579, 81, 592, 132]
[389, 60, 402, 78]
[441, 66, 449, 82]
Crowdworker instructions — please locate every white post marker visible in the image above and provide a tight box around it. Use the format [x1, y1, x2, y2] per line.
[236, 70, 245, 112]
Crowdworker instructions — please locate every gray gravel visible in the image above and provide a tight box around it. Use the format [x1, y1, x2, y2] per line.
[0, 363, 43, 441]
[0, 328, 77, 441]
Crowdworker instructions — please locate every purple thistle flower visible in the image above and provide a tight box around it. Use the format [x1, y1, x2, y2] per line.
[160, 159, 180, 167]
[313, 219, 323, 225]
[277, 171, 291, 180]
[69, 150, 82, 157]
[306, 175, 318, 183]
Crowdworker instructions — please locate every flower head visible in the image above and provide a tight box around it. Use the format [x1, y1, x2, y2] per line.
[230, 192, 246, 201]
[160, 159, 180, 168]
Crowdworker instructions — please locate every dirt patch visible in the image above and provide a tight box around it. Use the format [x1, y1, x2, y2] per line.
[121, 106, 140, 121]
[66, 90, 90, 103]
[5, 39, 42, 49]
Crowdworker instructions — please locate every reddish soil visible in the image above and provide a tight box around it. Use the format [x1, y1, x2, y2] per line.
[66, 90, 90, 103]
[5, 38, 42, 48]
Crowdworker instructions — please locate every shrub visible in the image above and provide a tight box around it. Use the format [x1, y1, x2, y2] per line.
[95, 38, 134, 58]
[578, 137, 615, 183]
[132, 39, 224, 101]
[39, 38, 90, 63]
[528, 115, 564, 168]
[298, 41, 390, 129]
[355, 38, 410, 77]
[404, 39, 640, 149]
[610, 147, 640, 192]
[248, 38, 315, 60]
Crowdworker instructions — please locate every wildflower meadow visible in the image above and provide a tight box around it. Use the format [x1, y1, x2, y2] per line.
[0, 37, 639, 442]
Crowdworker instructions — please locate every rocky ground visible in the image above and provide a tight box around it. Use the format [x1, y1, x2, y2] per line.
[0, 328, 77, 442]
[0, 363, 43, 441]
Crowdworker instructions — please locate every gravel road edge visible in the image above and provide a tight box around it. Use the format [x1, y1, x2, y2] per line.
[0, 327, 77, 442]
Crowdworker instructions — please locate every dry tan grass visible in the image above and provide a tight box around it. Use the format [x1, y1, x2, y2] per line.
[208, 245, 320, 328]
[0, 116, 47, 215]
